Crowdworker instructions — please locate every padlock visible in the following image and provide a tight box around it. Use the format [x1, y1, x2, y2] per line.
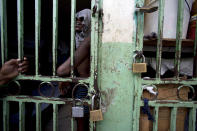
[132, 54, 147, 73]
[72, 99, 84, 118]
[90, 95, 103, 121]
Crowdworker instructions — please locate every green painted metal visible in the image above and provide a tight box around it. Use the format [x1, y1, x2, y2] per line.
[17, 0, 24, 60]
[53, 104, 58, 131]
[170, 107, 177, 131]
[153, 107, 159, 131]
[156, 0, 165, 79]
[174, 0, 184, 78]
[19, 102, 25, 131]
[0, 0, 7, 65]
[70, 0, 76, 77]
[3, 101, 9, 131]
[52, 0, 58, 76]
[189, 108, 196, 131]
[35, 0, 41, 75]
[36, 103, 41, 131]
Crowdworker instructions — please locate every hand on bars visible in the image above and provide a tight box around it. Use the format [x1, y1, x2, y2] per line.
[0, 57, 29, 85]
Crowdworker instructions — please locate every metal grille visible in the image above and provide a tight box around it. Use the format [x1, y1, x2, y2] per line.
[0, 0, 100, 130]
[134, 0, 197, 130]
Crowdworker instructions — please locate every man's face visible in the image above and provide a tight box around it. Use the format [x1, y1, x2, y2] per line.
[75, 17, 84, 32]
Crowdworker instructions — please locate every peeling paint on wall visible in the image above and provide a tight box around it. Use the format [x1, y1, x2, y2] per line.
[102, 0, 135, 43]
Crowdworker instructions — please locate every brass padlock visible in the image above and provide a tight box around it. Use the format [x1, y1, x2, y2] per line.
[90, 95, 103, 121]
[132, 54, 147, 73]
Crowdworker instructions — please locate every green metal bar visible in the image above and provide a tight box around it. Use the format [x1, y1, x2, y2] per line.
[36, 103, 41, 131]
[71, 118, 74, 131]
[52, 0, 58, 76]
[135, 11, 144, 51]
[156, 0, 165, 79]
[3, 101, 9, 131]
[140, 100, 197, 108]
[174, 0, 184, 78]
[0, 0, 7, 65]
[19, 102, 25, 131]
[1, 96, 68, 104]
[153, 107, 159, 131]
[170, 107, 177, 131]
[193, 18, 197, 56]
[189, 108, 196, 131]
[70, 0, 76, 77]
[35, 0, 41, 75]
[142, 78, 197, 85]
[17, 0, 24, 60]
[53, 104, 58, 131]
[16, 75, 91, 83]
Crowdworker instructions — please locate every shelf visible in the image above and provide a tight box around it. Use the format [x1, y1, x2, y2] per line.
[144, 38, 195, 47]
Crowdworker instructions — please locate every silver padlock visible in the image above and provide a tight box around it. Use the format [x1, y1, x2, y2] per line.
[72, 99, 84, 118]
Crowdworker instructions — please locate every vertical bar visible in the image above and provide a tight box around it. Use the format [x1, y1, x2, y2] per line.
[156, 0, 165, 79]
[189, 108, 196, 131]
[193, 18, 197, 77]
[36, 103, 41, 131]
[70, 0, 76, 77]
[3, 101, 9, 131]
[0, 0, 7, 65]
[170, 107, 177, 131]
[19, 102, 25, 131]
[52, 0, 58, 76]
[71, 118, 74, 131]
[17, 0, 24, 60]
[53, 104, 58, 131]
[153, 107, 159, 131]
[35, 0, 41, 75]
[174, 0, 184, 78]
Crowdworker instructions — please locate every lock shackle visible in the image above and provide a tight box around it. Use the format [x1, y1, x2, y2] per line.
[73, 98, 84, 106]
[91, 95, 96, 110]
[133, 54, 146, 63]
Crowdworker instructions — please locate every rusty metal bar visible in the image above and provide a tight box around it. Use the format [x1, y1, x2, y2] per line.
[156, 0, 165, 78]
[17, 0, 24, 60]
[170, 107, 177, 131]
[53, 104, 58, 131]
[153, 107, 159, 131]
[19, 102, 25, 131]
[3, 101, 9, 131]
[36, 103, 41, 131]
[35, 0, 41, 75]
[70, 0, 76, 77]
[52, 0, 58, 76]
[174, 0, 184, 78]
[0, 0, 7, 65]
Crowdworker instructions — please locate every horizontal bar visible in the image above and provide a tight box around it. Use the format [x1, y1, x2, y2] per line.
[170, 107, 177, 131]
[15, 75, 91, 83]
[17, 0, 24, 60]
[36, 103, 41, 131]
[140, 100, 197, 108]
[142, 78, 197, 85]
[0, 0, 7, 65]
[70, 0, 76, 77]
[35, 0, 41, 75]
[53, 104, 58, 131]
[174, 0, 184, 77]
[1, 96, 71, 104]
[3, 101, 9, 131]
[52, 0, 58, 76]
[19, 102, 25, 131]
[153, 107, 159, 131]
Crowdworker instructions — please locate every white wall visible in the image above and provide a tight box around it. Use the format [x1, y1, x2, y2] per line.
[102, 0, 135, 43]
